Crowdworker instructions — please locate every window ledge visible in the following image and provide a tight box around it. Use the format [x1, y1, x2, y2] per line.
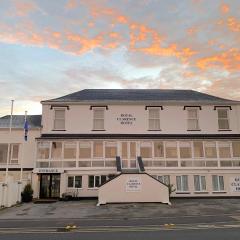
[175, 191, 190, 194]
[194, 191, 209, 194]
[212, 191, 226, 193]
[87, 188, 99, 190]
[91, 129, 106, 131]
[218, 129, 232, 131]
[52, 129, 66, 131]
[187, 129, 201, 131]
[148, 129, 162, 131]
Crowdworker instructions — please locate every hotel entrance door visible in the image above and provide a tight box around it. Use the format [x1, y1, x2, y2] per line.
[121, 142, 137, 169]
[39, 174, 60, 198]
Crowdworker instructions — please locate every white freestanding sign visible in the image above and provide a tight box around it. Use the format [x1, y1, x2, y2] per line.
[126, 176, 142, 192]
[230, 177, 240, 192]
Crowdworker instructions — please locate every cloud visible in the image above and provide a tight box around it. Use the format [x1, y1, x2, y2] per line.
[196, 48, 240, 71]
[227, 17, 240, 32]
[220, 3, 230, 14]
[11, 0, 38, 16]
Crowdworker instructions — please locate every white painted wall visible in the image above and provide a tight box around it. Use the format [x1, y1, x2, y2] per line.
[98, 173, 170, 205]
[41, 104, 240, 134]
[0, 129, 41, 169]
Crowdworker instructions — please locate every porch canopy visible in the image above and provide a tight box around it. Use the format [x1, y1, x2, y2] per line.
[98, 172, 170, 205]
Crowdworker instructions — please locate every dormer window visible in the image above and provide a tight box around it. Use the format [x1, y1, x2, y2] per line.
[54, 109, 65, 130]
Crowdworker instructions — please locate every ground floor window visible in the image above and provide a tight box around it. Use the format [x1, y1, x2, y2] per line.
[194, 175, 206, 192]
[157, 175, 170, 185]
[88, 175, 107, 188]
[67, 176, 82, 188]
[176, 175, 188, 192]
[212, 175, 224, 191]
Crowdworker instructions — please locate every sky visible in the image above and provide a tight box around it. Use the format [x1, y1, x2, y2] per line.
[0, 0, 240, 116]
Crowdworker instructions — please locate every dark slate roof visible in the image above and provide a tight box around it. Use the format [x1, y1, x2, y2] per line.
[0, 115, 42, 129]
[42, 89, 239, 103]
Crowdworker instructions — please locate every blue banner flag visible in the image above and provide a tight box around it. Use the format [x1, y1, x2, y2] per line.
[24, 118, 29, 141]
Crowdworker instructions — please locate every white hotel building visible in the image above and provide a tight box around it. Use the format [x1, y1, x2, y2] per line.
[1, 89, 240, 202]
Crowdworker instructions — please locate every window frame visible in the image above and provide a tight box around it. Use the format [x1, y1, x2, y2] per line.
[217, 108, 230, 130]
[10, 144, 20, 164]
[92, 108, 105, 131]
[67, 175, 82, 189]
[88, 175, 108, 188]
[148, 107, 161, 131]
[194, 175, 207, 192]
[53, 108, 66, 131]
[187, 108, 200, 131]
[176, 175, 189, 192]
[212, 175, 225, 192]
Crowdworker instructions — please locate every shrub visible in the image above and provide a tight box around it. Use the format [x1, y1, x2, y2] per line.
[167, 184, 176, 196]
[21, 184, 33, 202]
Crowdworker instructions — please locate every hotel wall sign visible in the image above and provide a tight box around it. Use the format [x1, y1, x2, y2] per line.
[126, 177, 142, 192]
[33, 168, 64, 174]
[230, 177, 240, 192]
[117, 114, 136, 125]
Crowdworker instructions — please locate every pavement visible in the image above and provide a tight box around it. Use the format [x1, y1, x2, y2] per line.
[0, 198, 240, 220]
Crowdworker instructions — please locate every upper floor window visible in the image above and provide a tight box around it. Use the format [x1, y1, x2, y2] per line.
[93, 108, 105, 130]
[154, 141, 164, 158]
[187, 108, 199, 130]
[64, 142, 77, 159]
[179, 141, 192, 158]
[54, 109, 65, 130]
[193, 141, 204, 158]
[93, 141, 103, 158]
[165, 141, 178, 158]
[232, 141, 240, 157]
[217, 109, 229, 130]
[140, 141, 152, 158]
[10, 144, 19, 164]
[148, 108, 160, 130]
[0, 144, 8, 164]
[51, 142, 62, 159]
[37, 142, 50, 159]
[218, 141, 231, 158]
[105, 142, 117, 158]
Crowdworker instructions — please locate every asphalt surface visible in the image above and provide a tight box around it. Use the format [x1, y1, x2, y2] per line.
[0, 199, 240, 239]
[0, 226, 240, 240]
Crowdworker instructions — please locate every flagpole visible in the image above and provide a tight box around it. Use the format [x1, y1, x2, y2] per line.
[9, 100, 14, 133]
[5, 100, 14, 181]
[20, 111, 28, 181]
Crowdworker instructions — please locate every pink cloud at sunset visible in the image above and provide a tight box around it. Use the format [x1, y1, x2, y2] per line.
[0, 0, 239, 115]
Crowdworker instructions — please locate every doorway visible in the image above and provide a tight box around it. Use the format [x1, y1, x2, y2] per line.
[39, 174, 60, 198]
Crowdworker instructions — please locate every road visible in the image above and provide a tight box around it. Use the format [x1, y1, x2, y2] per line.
[0, 214, 240, 239]
[1, 199, 240, 239]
